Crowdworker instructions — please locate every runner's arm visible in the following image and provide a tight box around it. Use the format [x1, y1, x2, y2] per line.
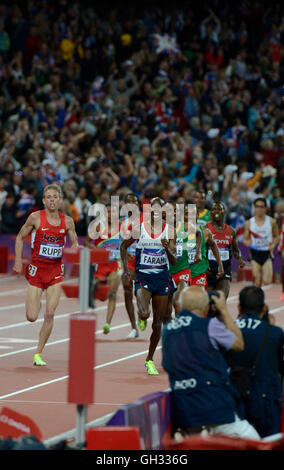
[204, 228, 224, 277]
[120, 238, 135, 273]
[120, 238, 136, 288]
[13, 213, 37, 273]
[161, 237, 177, 266]
[242, 220, 251, 247]
[66, 216, 79, 248]
[230, 226, 245, 267]
[194, 228, 202, 263]
[269, 218, 279, 251]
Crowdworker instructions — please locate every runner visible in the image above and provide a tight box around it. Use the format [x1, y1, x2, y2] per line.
[13, 183, 79, 366]
[193, 190, 211, 227]
[85, 202, 121, 335]
[166, 201, 198, 316]
[120, 193, 141, 338]
[207, 201, 246, 298]
[189, 222, 224, 291]
[120, 197, 177, 375]
[243, 197, 279, 287]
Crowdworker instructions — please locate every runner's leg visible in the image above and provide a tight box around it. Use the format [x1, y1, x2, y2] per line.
[26, 284, 43, 323]
[251, 260, 262, 287]
[173, 280, 186, 316]
[105, 271, 121, 326]
[146, 294, 168, 362]
[215, 278, 231, 299]
[35, 282, 62, 355]
[262, 258, 273, 285]
[122, 268, 137, 330]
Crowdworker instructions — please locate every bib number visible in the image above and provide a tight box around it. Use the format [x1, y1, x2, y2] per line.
[39, 243, 63, 259]
[188, 249, 196, 264]
[208, 248, 229, 261]
[28, 264, 37, 277]
[141, 252, 167, 267]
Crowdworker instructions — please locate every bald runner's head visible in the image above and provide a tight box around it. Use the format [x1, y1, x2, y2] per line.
[180, 286, 209, 316]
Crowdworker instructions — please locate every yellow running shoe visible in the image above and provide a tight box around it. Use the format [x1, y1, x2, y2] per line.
[138, 317, 147, 331]
[145, 360, 159, 375]
[103, 323, 110, 334]
[33, 354, 46, 366]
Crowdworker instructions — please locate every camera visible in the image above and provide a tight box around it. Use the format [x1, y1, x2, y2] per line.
[207, 290, 220, 317]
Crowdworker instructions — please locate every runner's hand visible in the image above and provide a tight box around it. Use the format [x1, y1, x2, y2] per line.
[122, 270, 132, 288]
[238, 258, 246, 269]
[216, 265, 224, 279]
[194, 251, 202, 264]
[13, 260, 23, 275]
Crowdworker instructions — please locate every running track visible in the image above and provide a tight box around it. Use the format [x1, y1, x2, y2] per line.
[0, 274, 283, 445]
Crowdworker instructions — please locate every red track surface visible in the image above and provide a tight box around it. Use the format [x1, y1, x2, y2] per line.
[0, 274, 283, 443]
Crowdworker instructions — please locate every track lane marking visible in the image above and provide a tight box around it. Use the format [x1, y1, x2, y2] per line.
[0, 346, 162, 400]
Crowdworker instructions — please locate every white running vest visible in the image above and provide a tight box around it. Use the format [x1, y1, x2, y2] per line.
[136, 222, 169, 274]
[249, 216, 272, 251]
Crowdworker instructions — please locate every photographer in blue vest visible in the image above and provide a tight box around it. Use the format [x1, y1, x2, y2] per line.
[227, 286, 284, 438]
[162, 286, 260, 439]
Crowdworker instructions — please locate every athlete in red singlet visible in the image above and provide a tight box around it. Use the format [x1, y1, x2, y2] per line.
[120, 193, 142, 339]
[207, 202, 245, 299]
[85, 202, 122, 335]
[13, 183, 78, 366]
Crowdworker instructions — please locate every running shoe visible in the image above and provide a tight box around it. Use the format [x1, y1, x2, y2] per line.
[145, 360, 159, 375]
[33, 354, 46, 366]
[138, 317, 147, 331]
[103, 323, 110, 334]
[127, 329, 139, 339]
[281, 292, 284, 302]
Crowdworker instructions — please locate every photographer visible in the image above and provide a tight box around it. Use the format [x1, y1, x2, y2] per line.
[227, 286, 284, 438]
[162, 286, 260, 439]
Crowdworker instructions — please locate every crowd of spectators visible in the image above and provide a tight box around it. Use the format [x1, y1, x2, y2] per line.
[0, 0, 284, 235]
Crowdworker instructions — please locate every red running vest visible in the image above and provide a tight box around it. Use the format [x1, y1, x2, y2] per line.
[31, 210, 67, 265]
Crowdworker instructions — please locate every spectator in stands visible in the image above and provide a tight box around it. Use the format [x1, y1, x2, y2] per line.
[227, 286, 284, 438]
[0, 2, 283, 237]
[162, 286, 260, 439]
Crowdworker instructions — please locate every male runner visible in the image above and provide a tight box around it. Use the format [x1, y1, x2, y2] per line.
[189, 222, 224, 291]
[120, 197, 176, 375]
[207, 201, 245, 298]
[243, 197, 279, 287]
[85, 202, 121, 335]
[193, 190, 211, 227]
[13, 183, 79, 366]
[120, 193, 141, 338]
[166, 201, 199, 316]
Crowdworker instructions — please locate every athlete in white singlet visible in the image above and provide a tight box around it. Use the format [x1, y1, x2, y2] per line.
[243, 197, 279, 287]
[120, 197, 177, 375]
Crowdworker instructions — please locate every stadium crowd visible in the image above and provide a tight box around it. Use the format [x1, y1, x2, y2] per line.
[0, 0, 284, 236]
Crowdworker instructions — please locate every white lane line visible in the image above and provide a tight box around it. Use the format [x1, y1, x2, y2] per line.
[0, 278, 79, 296]
[0, 319, 136, 358]
[227, 284, 273, 303]
[0, 288, 26, 296]
[0, 302, 125, 331]
[0, 347, 160, 400]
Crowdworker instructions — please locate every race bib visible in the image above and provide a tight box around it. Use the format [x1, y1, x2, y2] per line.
[176, 242, 183, 258]
[188, 249, 196, 264]
[28, 264, 37, 277]
[141, 251, 167, 267]
[208, 248, 229, 261]
[252, 238, 269, 250]
[109, 249, 120, 261]
[39, 243, 63, 259]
